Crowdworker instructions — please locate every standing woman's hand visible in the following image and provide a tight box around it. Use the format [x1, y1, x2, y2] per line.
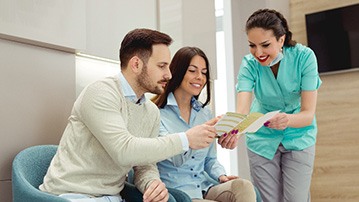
[264, 112, 289, 130]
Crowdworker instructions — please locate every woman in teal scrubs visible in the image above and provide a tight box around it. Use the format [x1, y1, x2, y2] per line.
[235, 9, 322, 202]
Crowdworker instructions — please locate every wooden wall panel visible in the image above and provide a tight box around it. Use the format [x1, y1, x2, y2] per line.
[313, 71, 359, 201]
[290, 0, 359, 201]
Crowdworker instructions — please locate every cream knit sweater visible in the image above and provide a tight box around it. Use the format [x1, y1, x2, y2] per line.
[39, 76, 183, 196]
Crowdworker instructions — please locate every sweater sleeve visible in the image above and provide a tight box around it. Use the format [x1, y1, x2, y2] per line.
[134, 111, 164, 193]
[77, 80, 183, 167]
[133, 164, 160, 193]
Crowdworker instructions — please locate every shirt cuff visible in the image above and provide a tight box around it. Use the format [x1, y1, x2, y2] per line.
[178, 132, 189, 151]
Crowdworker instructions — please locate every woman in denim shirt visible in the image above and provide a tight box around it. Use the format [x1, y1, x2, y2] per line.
[152, 47, 256, 202]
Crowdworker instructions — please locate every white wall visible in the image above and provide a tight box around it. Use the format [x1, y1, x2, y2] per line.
[0, 1, 157, 201]
[84, 0, 157, 60]
[0, 0, 86, 51]
[0, 38, 76, 202]
[159, 0, 217, 79]
[76, 56, 120, 96]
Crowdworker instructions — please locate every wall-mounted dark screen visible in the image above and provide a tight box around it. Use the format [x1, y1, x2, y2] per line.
[305, 4, 359, 73]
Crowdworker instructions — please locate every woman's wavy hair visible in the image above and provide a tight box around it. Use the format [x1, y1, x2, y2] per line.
[246, 9, 296, 47]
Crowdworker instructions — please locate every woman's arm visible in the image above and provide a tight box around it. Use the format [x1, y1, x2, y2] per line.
[266, 90, 318, 129]
[236, 92, 253, 114]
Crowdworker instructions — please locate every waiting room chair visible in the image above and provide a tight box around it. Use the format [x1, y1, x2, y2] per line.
[12, 145, 69, 202]
[12, 145, 190, 202]
[12, 144, 260, 202]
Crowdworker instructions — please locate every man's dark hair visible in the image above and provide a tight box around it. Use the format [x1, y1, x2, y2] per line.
[119, 28, 173, 69]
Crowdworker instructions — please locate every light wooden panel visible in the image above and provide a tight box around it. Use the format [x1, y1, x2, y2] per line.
[313, 71, 359, 201]
[290, 1, 359, 201]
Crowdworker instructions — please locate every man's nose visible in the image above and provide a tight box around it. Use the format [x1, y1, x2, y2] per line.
[165, 66, 172, 80]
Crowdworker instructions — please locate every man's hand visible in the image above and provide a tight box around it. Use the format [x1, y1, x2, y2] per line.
[186, 117, 218, 150]
[205, 116, 220, 126]
[143, 179, 168, 202]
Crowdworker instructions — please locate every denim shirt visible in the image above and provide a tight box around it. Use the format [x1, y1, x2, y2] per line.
[157, 93, 226, 199]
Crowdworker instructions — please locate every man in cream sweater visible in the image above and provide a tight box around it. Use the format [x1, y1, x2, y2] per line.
[39, 28, 217, 202]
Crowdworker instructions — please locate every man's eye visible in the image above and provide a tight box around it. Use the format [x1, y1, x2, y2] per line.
[249, 44, 255, 48]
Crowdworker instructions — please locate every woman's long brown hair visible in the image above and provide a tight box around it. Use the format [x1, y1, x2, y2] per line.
[152, 46, 211, 108]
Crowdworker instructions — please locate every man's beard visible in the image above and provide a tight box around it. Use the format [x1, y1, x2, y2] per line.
[137, 65, 167, 95]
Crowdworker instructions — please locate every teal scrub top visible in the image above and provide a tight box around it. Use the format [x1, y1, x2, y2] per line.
[236, 43, 322, 160]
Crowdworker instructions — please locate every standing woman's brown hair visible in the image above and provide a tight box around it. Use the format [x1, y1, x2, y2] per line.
[246, 8, 296, 47]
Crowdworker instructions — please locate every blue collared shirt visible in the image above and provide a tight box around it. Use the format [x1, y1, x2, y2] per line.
[118, 72, 146, 104]
[157, 93, 226, 199]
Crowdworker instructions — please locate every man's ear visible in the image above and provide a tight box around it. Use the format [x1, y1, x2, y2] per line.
[128, 56, 142, 74]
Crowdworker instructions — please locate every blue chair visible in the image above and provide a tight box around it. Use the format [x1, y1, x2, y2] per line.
[12, 145, 70, 202]
[11, 144, 190, 202]
[12, 144, 260, 202]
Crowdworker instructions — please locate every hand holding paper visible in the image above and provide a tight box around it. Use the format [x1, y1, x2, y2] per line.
[214, 110, 280, 138]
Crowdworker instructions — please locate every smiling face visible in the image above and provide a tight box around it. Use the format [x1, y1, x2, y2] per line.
[247, 27, 285, 66]
[176, 55, 208, 98]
